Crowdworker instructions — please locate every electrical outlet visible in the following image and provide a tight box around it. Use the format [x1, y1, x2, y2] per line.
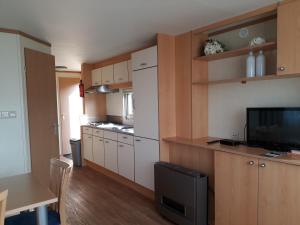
[232, 132, 239, 140]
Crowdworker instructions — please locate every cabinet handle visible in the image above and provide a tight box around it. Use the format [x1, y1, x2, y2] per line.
[105, 141, 109, 143]
[259, 163, 266, 168]
[99, 139, 103, 142]
[123, 136, 128, 139]
[88, 136, 92, 139]
[278, 66, 286, 72]
[118, 78, 123, 80]
[248, 161, 255, 166]
[135, 139, 141, 142]
[119, 145, 124, 148]
[140, 62, 147, 66]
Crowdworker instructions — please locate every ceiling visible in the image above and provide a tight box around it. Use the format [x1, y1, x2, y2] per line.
[0, 0, 277, 71]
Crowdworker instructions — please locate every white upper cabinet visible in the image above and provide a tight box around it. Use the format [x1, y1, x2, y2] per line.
[132, 46, 157, 71]
[133, 66, 159, 140]
[101, 65, 114, 85]
[114, 61, 129, 83]
[128, 60, 133, 81]
[91, 68, 102, 86]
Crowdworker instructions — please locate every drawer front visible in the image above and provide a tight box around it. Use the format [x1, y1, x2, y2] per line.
[103, 130, 118, 141]
[131, 46, 157, 71]
[82, 126, 93, 134]
[117, 133, 134, 145]
[93, 128, 103, 137]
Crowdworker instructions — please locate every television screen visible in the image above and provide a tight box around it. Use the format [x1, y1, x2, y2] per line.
[247, 108, 300, 151]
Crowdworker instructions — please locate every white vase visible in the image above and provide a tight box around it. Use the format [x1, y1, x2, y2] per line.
[256, 50, 266, 76]
[246, 51, 255, 77]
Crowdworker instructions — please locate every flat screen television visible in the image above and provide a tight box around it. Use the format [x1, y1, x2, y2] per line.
[247, 107, 300, 152]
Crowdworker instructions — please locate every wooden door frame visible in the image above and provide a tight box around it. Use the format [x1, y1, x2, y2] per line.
[56, 72, 81, 155]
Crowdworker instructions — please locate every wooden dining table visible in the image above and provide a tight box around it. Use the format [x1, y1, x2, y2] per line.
[0, 173, 58, 225]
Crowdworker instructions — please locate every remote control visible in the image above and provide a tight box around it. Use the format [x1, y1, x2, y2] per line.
[207, 140, 220, 144]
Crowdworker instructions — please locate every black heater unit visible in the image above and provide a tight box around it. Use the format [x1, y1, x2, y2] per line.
[154, 162, 208, 225]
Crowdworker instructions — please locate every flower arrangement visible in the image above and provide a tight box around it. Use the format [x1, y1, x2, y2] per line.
[203, 39, 226, 56]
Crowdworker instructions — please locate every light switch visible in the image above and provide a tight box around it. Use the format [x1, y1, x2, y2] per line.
[9, 111, 17, 118]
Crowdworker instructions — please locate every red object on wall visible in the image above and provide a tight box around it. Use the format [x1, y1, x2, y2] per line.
[79, 80, 84, 97]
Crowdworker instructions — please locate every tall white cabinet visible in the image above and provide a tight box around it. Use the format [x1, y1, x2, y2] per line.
[132, 46, 160, 190]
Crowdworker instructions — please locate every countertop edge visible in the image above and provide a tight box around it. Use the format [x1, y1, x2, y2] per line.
[163, 136, 300, 167]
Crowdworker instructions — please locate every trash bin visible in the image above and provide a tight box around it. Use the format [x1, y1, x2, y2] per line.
[70, 139, 82, 167]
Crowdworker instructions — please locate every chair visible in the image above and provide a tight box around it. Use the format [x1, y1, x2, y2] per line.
[49, 158, 72, 225]
[5, 158, 72, 225]
[0, 190, 8, 225]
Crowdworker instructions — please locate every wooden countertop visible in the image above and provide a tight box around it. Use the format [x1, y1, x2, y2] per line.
[163, 137, 300, 166]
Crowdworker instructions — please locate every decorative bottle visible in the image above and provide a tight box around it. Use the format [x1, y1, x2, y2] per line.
[256, 50, 266, 76]
[246, 51, 255, 77]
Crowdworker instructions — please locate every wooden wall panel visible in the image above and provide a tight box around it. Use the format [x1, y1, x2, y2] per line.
[192, 34, 208, 139]
[169, 143, 214, 224]
[81, 63, 107, 120]
[157, 33, 176, 162]
[175, 32, 192, 138]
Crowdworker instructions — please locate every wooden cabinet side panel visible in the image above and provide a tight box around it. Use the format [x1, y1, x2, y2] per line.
[157, 33, 176, 162]
[258, 160, 300, 225]
[175, 32, 192, 138]
[277, 0, 300, 75]
[215, 151, 258, 225]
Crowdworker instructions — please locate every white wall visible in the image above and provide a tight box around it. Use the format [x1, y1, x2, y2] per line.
[0, 32, 51, 178]
[0, 33, 27, 178]
[208, 77, 300, 140]
[106, 91, 123, 116]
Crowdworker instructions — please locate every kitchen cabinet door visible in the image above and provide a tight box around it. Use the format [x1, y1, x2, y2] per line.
[132, 46, 157, 71]
[133, 66, 159, 140]
[92, 137, 105, 167]
[128, 60, 132, 81]
[277, 0, 300, 75]
[82, 134, 93, 161]
[215, 151, 259, 225]
[91, 68, 102, 86]
[114, 61, 129, 83]
[118, 143, 134, 181]
[134, 137, 159, 190]
[102, 65, 114, 85]
[258, 160, 300, 225]
[104, 139, 118, 173]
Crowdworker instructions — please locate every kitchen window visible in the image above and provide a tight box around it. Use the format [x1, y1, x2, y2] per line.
[123, 91, 134, 119]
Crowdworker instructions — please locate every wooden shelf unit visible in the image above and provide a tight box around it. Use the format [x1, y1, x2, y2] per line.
[194, 42, 277, 61]
[192, 73, 300, 85]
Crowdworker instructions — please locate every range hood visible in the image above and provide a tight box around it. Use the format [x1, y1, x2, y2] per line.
[85, 85, 119, 94]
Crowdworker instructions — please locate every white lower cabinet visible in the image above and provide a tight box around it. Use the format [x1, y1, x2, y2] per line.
[83, 134, 93, 161]
[92, 137, 105, 167]
[104, 139, 118, 173]
[134, 137, 159, 190]
[118, 143, 134, 181]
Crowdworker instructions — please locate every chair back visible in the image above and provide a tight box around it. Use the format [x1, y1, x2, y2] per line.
[49, 158, 72, 225]
[0, 190, 8, 225]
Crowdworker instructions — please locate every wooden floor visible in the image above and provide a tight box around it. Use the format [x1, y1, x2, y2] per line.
[65, 167, 173, 225]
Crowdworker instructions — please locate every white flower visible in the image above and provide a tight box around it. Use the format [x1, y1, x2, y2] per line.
[204, 40, 225, 56]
